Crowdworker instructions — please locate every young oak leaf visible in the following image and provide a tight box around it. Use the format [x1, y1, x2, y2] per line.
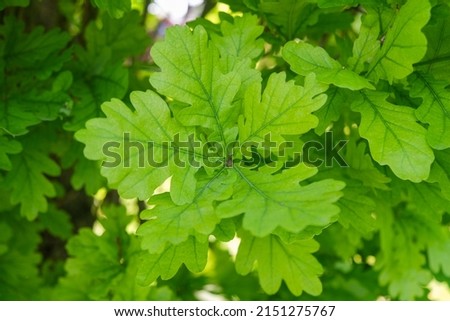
[217, 164, 345, 237]
[351, 91, 434, 182]
[137, 235, 208, 286]
[282, 41, 374, 90]
[366, 0, 431, 83]
[150, 25, 241, 144]
[236, 231, 323, 296]
[408, 72, 450, 150]
[428, 149, 450, 201]
[138, 170, 236, 253]
[239, 72, 328, 146]
[76, 90, 200, 205]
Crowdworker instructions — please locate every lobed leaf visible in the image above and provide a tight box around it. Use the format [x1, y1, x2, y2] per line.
[239, 72, 327, 146]
[218, 164, 344, 236]
[236, 231, 323, 296]
[351, 91, 434, 182]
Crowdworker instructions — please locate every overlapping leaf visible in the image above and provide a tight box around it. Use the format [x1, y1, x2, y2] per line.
[313, 87, 349, 135]
[428, 149, 450, 200]
[91, 0, 131, 18]
[338, 185, 376, 234]
[283, 41, 374, 90]
[218, 164, 345, 236]
[76, 90, 200, 204]
[56, 205, 152, 300]
[211, 14, 264, 60]
[0, 210, 41, 300]
[236, 231, 323, 296]
[351, 91, 434, 182]
[3, 139, 60, 220]
[138, 170, 235, 253]
[0, 16, 71, 135]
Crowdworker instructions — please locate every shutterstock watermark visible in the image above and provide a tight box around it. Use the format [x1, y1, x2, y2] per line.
[101, 132, 348, 168]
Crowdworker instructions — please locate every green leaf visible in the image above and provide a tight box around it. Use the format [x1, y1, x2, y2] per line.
[416, 3, 450, 82]
[366, 0, 431, 83]
[236, 231, 323, 296]
[0, 210, 42, 300]
[428, 235, 450, 277]
[313, 87, 348, 135]
[0, 0, 29, 10]
[137, 236, 208, 286]
[348, 8, 380, 74]
[85, 11, 150, 60]
[0, 17, 71, 135]
[3, 140, 60, 220]
[150, 26, 242, 144]
[239, 72, 327, 145]
[0, 16, 70, 79]
[1, 89, 71, 135]
[403, 180, 450, 221]
[65, 63, 128, 131]
[0, 136, 21, 170]
[76, 90, 199, 205]
[351, 91, 434, 182]
[338, 185, 376, 234]
[344, 141, 391, 190]
[428, 149, 450, 200]
[377, 204, 436, 300]
[211, 14, 264, 60]
[315, 0, 364, 8]
[39, 205, 73, 240]
[381, 269, 432, 300]
[283, 41, 375, 90]
[91, 0, 131, 18]
[138, 170, 235, 253]
[260, 0, 319, 40]
[408, 72, 450, 150]
[218, 164, 344, 236]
